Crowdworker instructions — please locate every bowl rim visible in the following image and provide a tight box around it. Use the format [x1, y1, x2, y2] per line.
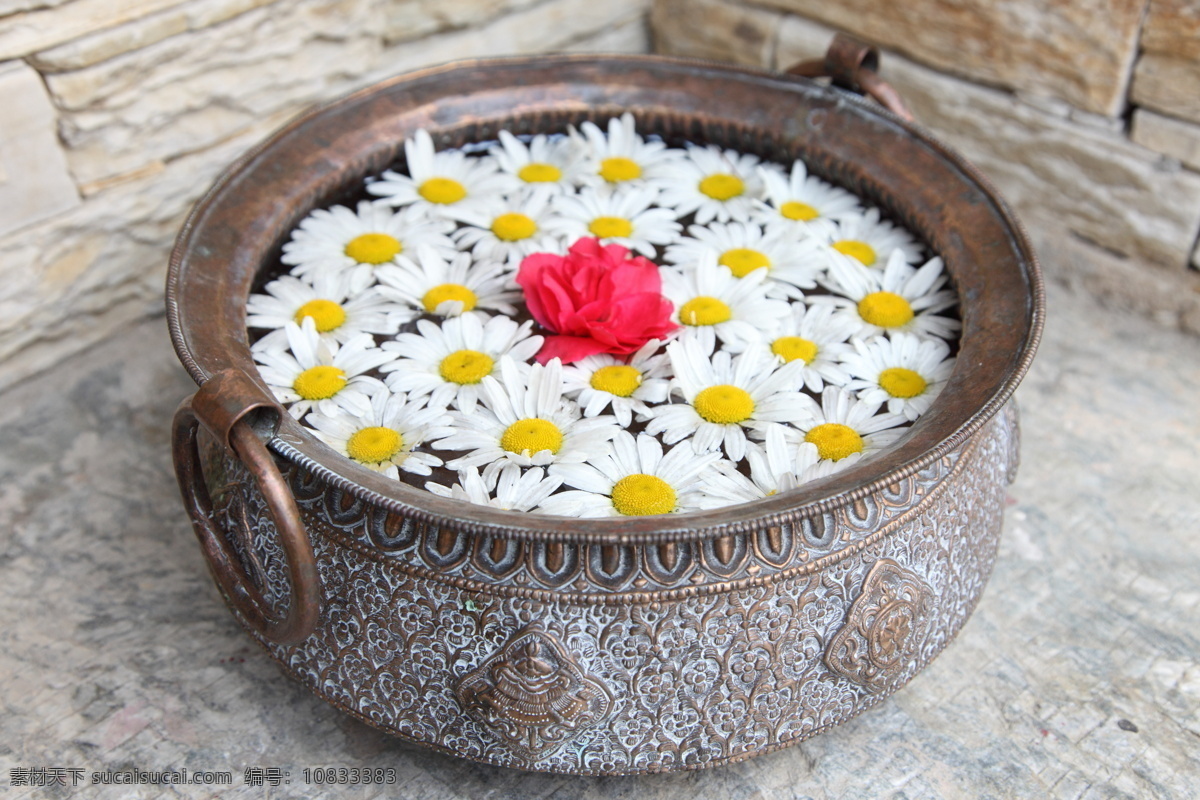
[167, 52, 1044, 545]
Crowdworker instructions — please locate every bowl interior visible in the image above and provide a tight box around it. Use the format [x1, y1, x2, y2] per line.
[167, 54, 1043, 543]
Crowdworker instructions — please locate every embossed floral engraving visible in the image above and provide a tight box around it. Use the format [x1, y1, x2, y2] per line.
[825, 559, 935, 692]
[456, 626, 613, 759]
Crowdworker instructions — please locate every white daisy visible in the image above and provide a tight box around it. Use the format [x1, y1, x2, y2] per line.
[374, 244, 520, 318]
[655, 144, 764, 224]
[366, 129, 521, 214]
[705, 424, 857, 504]
[819, 250, 961, 341]
[577, 112, 683, 189]
[660, 253, 790, 355]
[281, 201, 457, 277]
[488, 129, 589, 193]
[663, 221, 823, 297]
[247, 267, 409, 350]
[252, 318, 395, 419]
[560, 339, 673, 427]
[782, 386, 908, 464]
[842, 333, 956, 421]
[432, 357, 621, 482]
[380, 313, 542, 413]
[645, 340, 816, 462]
[425, 463, 564, 512]
[445, 186, 566, 266]
[818, 207, 924, 268]
[544, 185, 682, 258]
[538, 431, 732, 518]
[724, 303, 858, 394]
[305, 388, 453, 479]
[752, 160, 862, 236]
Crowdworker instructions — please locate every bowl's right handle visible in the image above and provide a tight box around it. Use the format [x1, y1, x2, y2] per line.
[783, 33, 914, 123]
[172, 369, 320, 645]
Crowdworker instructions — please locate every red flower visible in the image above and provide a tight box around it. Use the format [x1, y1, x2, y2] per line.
[516, 237, 678, 364]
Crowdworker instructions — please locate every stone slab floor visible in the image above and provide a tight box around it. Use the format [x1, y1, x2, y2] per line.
[0, 279, 1197, 800]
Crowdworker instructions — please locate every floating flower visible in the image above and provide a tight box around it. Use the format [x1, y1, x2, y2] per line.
[577, 112, 682, 189]
[374, 244, 519, 318]
[247, 267, 408, 349]
[516, 237, 678, 364]
[819, 207, 923, 268]
[842, 333, 956, 421]
[724, 302, 857, 394]
[656, 144, 764, 224]
[546, 185, 682, 258]
[253, 318, 395, 419]
[663, 220, 823, 297]
[367, 129, 520, 214]
[281, 201, 457, 277]
[432, 357, 621, 483]
[447, 186, 566, 266]
[705, 423, 854, 504]
[752, 161, 863, 235]
[561, 339, 673, 427]
[426, 463, 564, 512]
[538, 431, 732, 518]
[660, 253, 790, 355]
[645, 340, 815, 462]
[782, 386, 907, 463]
[381, 314, 542, 412]
[488, 129, 590, 192]
[820, 250, 960, 341]
[305, 389, 453, 479]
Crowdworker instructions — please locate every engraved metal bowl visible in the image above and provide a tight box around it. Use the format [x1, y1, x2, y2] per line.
[167, 50, 1044, 774]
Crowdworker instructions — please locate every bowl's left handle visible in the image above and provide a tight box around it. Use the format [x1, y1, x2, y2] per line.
[172, 369, 321, 645]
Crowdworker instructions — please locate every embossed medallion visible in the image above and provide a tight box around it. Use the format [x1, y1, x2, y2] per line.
[456, 626, 613, 759]
[825, 559, 935, 693]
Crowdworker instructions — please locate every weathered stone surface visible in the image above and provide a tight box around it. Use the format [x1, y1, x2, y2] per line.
[380, 0, 543, 46]
[1131, 54, 1200, 128]
[1140, 0, 1200, 61]
[742, 0, 1143, 116]
[2, 279, 1198, 797]
[0, 0, 70, 16]
[28, 0, 275, 72]
[1132, 109, 1200, 172]
[650, 0, 780, 68]
[775, 20, 1200, 270]
[0, 60, 80, 238]
[563, 9, 649, 54]
[0, 0, 189, 61]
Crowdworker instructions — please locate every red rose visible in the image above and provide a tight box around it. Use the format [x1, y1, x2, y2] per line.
[516, 237, 678, 364]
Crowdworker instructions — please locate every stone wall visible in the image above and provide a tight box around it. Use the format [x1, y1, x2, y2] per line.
[652, 0, 1200, 335]
[0, 0, 651, 393]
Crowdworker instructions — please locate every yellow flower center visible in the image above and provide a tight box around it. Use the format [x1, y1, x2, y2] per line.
[698, 173, 744, 201]
[293, 365, 347, 401]
[293, 299, 346, 332]
[422, 283, 478, 314]
[438, 349, 493, 384]
[598, 157, 642, 182]
[346, 426, 403, 464]
[588, 216, 634, 239]
[693, 384, 755, 425]
[518, 162, 562, 183]
[858, 291, 914, 328]
[610, 473, 676, 516]
[780, 201, 819, 221]
[878, 367, 928, 399]
[771, 336, 819, 365]
[805, 423, 864, 461]
[679, 296, 732, 326]
[344, 233, 401, 264]
[491, 212, 538, 241]
[418, 177, 467, 204]
[590, 365, 642, 397]
[719, 247, 771, 278]
[500, 418, 564, 456]
[833, 239, 877, 266]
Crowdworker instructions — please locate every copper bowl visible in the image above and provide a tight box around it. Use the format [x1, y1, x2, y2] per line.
[167, 48, 1044, 774]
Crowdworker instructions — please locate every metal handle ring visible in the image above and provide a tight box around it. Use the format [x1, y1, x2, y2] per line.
[785, 33, 915, 123]
[172, 383, 320, 645]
